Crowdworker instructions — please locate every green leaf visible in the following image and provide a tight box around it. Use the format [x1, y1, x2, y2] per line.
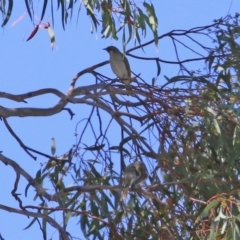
[41, 0, 48, 21]
[137, 8, 147, 35]
[111, 17, 118, 40]
[25, 183, 31, 197]
[51, 138, 56, 155]
[217, 207, 229, 220]
[123, 26, 126, 46]
[86, 0, 99, 29]
[101, 190, 115, 209]
[36, 169, 42, 179]
[209, 220, 217, 240]
[79, 198, 90, 237]
[221, 220, 228, 234]
[68, 0, 74, 9]
[64, 211, 72, 225]
[235, 222, 240, 237]
[151, 78, 155, 87]
[205, 106, 217, 116]
[51, 0, 54, 28]
[25, 0, 32, 21]
[67, 148, 73, 162]
[206, 51, 215, 72]
[100, 195, 109, 214]
[197, 200, 220, 220]
[80, 214, 88, 237]
[84, 144, 105, 151]
[164, 75, 170, 81]
[213, 119, 221, 135]
[110, 189, 120, 209]
[86, 7, 99, 31]
[143, 2, 158, 47]
[121, 0, 131, 16]
[90, 200, 99, 217]
[2, 0, 13, 27]
[153, 30, 158, 48]
[23, 217, 37, 230]
[42, 207, 48, 237]
[114, 210, 124, 224]
[156, 60, 161, 77]
[119, 137, 132, 156]
[64, 10, 68, 24]
[102, 24, 111, 38]
[143, 2, 158, 31]
[216, 70, 232, 91]
[87, 162, 102, 178]
[59, 0, 65, 30]
[135, 28, 141, 45]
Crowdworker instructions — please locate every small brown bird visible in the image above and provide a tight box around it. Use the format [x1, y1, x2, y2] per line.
[103, 46, 132, 90]
[120, 161, 148, 200]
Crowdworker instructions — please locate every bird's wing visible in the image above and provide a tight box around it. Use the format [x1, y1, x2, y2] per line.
[122, 53, 131, 77]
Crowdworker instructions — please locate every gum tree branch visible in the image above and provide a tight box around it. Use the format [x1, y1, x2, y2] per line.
[0, 204, 70, 240]
[0, 153, 54, 201]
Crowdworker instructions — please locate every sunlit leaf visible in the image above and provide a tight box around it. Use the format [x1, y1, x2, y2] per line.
[143, 2, 158, 47]
[221, 220, 228, 234]
[47, 26, 56, 49]
[213, 119, 221, 135]
[209, 220, 217, 240]
[137, 8, 147, 35]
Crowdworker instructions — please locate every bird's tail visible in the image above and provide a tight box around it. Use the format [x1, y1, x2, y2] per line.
[120, 187, 129, 201]
[124, 80, 132, 90]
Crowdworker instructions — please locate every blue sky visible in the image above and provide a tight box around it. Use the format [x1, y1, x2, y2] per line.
[0, 1, 239, 239]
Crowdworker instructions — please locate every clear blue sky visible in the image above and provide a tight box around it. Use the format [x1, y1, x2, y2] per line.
[0, 1, 238, 239]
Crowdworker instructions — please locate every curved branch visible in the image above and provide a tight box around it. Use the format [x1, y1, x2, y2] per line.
[0, 153, 54, 202]
[0, 204, 70, 240]
[3, 118, 37, 160]
[0, 88, 68, 102]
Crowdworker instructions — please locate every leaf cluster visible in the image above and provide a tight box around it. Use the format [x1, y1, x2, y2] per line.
[0, 0, 159, 47]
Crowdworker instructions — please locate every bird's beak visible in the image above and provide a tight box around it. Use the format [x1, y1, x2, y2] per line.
[103, 48, 107, 51]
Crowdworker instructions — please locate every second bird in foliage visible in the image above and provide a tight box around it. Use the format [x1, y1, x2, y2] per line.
[104, 46, 132, 90]
[120, 161, 148, 200]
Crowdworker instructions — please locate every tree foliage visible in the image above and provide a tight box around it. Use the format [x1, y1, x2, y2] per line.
[1, 1, 240, 240]
[0, 0, 158, 48]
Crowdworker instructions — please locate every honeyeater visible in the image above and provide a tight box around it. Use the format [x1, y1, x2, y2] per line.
[104, 46, 132, 90]
[120, 161, 148, 200]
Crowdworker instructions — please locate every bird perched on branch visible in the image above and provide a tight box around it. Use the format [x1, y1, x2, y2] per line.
[103, 46, 132, 90]
[120, 161, 148, 200]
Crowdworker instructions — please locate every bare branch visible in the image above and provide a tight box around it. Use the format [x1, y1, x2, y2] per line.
[0, 153, 53, 201]
[0, 204, 70, 240]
